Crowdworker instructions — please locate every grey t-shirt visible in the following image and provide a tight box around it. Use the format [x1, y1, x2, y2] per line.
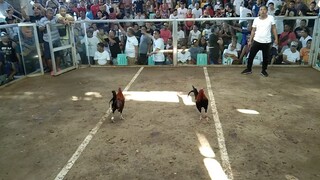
[139, 34, 152, 54]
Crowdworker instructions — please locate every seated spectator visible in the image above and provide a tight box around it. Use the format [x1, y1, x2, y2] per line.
[177, 45, 191, 64]
[177, 25, 186, 45]
[199, 36, 208, 52]
[134, 11, 146, 27]
[160, 23, 172, 44]
[188, 24, 201, 45]
[223, 43, 239, 64]
[299, 39, 311, 64]
[165, 38, 173, 64]
[305, 1, 319, 34]
[94, 42, 111, 65]
[189, 39, 204, 64]
[299, 28, 312, 48]
[202, 23, 212, 40]
[184, 9, 194, 36]
[282, 41, 300, 64]
[294, 19, 308, 39]
[228, 36, 241, 55]
[279, 23, 296, 51]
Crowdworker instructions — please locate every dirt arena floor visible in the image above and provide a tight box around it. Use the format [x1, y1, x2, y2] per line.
[0, 67, 319, 180]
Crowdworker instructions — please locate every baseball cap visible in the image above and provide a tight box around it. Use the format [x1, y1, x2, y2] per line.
[290, 41, 298, 47]
[0, 32, 8, 37]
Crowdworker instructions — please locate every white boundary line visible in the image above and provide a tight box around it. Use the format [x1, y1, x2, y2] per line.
[54, 67, 144, 180]
[203, 67, 234, 180]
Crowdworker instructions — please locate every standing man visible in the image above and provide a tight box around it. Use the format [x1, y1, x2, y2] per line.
[241, 6, 278, 77]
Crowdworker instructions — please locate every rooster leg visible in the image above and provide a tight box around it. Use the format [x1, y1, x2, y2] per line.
[204, 112, 209, 122]
[120, 113, 124, 120]
[111, 116, 115, 123]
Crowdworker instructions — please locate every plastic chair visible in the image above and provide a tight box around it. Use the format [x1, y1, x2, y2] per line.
[242, 57, 248, 65]
[197, 53, 208, 65]
[117, 54, 127, 66]
[223, 57, 233, 65]
[148, 55, 155, 65]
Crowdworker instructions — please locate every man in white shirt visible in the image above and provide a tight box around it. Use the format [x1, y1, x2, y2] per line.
[94, 42, 111, 65]
[178, 45, 191, 64]
[144, 29, 165, 65]
[282, 41, 300, 64]
[299, 28, 312, 48]
[241, 6, 278, 77]
[119, 25, 139, 65]
[192, 3, 202, 18]
[177, 2, 187, 19]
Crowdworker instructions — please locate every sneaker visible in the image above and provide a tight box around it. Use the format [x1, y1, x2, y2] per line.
[241, 69, 252, 74]
[261, 70, 269, 77]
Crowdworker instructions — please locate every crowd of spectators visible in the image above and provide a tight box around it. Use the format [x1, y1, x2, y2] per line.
[0, 0, 320, 83]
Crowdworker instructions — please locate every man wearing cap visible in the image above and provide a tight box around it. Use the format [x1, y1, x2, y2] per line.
[241, 6, 278, 77]
[0, 31, 18, 80]
[282, 41, 300, 64]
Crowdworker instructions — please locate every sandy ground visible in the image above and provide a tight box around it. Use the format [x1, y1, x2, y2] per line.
[0, 67, 319, 180]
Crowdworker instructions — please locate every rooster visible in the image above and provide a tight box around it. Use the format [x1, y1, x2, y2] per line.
[188, 85, 209, 121]
[109, 88, 125, 122]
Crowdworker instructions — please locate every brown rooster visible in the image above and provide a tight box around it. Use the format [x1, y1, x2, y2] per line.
[109, 88, 125, 122]
[188, 85, 209, 121]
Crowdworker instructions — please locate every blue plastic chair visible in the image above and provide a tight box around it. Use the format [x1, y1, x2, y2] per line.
[223, 57, 233, 65]
[148, 56, 155, 65]
[197, 53, 208, 65]
[117, 54, 127, 66]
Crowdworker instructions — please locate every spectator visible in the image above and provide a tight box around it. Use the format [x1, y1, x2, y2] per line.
[305, 1, 319, 34]
[138, 26, 152, 65]
[282, 41, 300, 64]
[223, 43, 239, 64]
[202, 23, 212, 40]
[119, 25, 139, 65]
[106, 30, 122, 65]
[299, 39, 311, 64]
[177, 45, 191, 64]
[252, 0, 263, 17]
[133, 23, 142, 43]
[146, 29, 165, 65]
[0, 0, 13, 24]
[177, 24, 186, 44]
[0, 32, 18, 77]
[45, 0, 60, 14]
[192, 3, 202, 18]
[81, 29, 100, 64]
[184, 9, 194, 36]
[177, 2, 187, 19]
[299, 28, 312, 48]
[94, 42, 111, 65]
[56, 6, 75, 45]
[199, 36, 208, 52]
[189, 39, 204, 64]
[38, 8, 62, 75]
[134, 11, 146, 27]
[188, 24, 201, 45]
[279, 23, 296, 51]
[283, 0, 298, 28]
[160, 23, 172, 44]
[294, 19, 308, 39]
[208, 26, 224, 64]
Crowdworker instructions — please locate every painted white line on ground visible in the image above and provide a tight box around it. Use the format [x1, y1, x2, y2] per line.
[54, 67, 144, 180]
[203, 67, 234, 180]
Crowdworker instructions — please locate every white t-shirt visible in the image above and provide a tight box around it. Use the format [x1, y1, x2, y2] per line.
[169, 14, 179, 19]
[81, 36, 100, 57]
[153, 38, 165, 62]
[283, 49, 300, 63]
[177, 30, 185, 41]
[94, 50, 111, 65]
[192, 8, 202, 18]
[239, 6, 252, 23]
[252, 15, 276, 43]
[189, 30, 201, 42]
[178, 51, 191, 63]
[228, 43, 241, 52]
[125, 35, 139, 58]
[177, 7, 187, 18]
[299, 36, 312, 48]
[233, 0, 243, 16]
